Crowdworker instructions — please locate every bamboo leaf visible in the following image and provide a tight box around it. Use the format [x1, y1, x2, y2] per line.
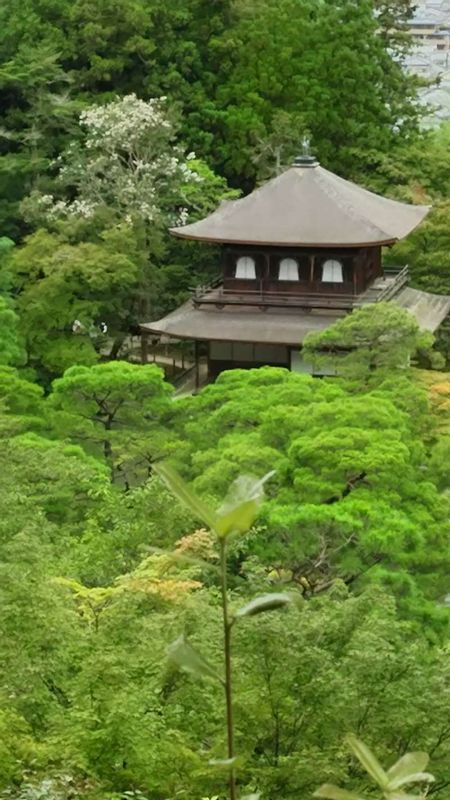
[215, 471, 275, 538]
[233, 592, 293, 620]
[387, 752, 430, 785]
[167, 635, 223, 683]
[314, 784, 368, 800]
[346, 735, 389, 789]
[154, 462, 217, 531]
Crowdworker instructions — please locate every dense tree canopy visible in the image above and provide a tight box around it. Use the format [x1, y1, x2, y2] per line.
[0, 0, 422, 234]
[2, 299, 450, 798]
[4, 1, 450, 799]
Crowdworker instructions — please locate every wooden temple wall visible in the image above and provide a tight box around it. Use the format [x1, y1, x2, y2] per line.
[221, 245, 382, 297]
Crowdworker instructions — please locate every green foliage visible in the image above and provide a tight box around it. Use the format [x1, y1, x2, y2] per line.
[3, 361, 450, 798]
[9, 95, 235, 373]
[0, 0, 422, 239]
[0, 297, 25, 366]
[47, 361, 172, 482]
[366, 123, 450, 336]
[302, 303, 436, 384]
[0, 366, 45, 435]
[389, 202, 450, 295]
[10, 225, 140, 375]
[3, 2, 450, 797]
[205, 0, 420, 183]
[170, 366, 450, 629]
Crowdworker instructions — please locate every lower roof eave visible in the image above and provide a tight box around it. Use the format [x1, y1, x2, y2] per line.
[140, 301, 345, 346]
[140, 327, 311, 347]
[141, 288, 450, 346]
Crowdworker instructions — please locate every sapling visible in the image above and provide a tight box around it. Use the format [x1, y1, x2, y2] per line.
[155, 464, 293, 800]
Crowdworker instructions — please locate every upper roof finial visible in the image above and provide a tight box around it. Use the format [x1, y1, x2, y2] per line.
[293, 135, 319, 168]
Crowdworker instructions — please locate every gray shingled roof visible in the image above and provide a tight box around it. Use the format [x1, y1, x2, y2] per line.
[141, 289, 450, 344]
[395, 287, 450, 330]
[141, 302, 343, 345]
[171, 164, 430, 247]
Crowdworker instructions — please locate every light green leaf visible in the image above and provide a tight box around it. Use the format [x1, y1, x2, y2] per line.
[387, 752, 430, 786]
[233, 592, 293, 620]
[216, 471, 275, 538]
[208, 757, 237, 768]
[314, 784, 368, 800]
[346, 735, 389, 789]
[387, 793, 428, 800]
[167, 635, 223, 684]
[388, 772, 434, 791]
[154, 462, 217, 531]
[241, 794, 261, 800]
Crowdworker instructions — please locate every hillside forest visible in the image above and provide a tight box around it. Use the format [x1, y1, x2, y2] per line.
[3, 1, 450, 800]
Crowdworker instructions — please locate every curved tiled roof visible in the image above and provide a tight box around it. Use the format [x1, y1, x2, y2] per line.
[171, 163, 430, 247]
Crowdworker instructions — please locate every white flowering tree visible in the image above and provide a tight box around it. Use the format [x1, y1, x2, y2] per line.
[16, 95, 234, 374]
[30, 94, 204, 229]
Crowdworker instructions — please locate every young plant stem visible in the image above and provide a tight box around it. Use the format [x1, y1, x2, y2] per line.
[219, 537, 236, 800]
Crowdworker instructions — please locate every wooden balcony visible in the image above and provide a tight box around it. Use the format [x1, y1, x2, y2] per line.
[192, 266, 409, 312]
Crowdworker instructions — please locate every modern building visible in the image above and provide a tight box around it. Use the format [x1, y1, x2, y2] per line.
[404, 1, 450, 124]
[141, 155, 450, 382]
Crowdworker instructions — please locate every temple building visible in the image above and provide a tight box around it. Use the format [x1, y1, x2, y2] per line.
[141, 153, 450, 382]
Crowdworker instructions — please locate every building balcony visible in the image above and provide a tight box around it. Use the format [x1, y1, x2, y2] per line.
[192, 266, 409, 312]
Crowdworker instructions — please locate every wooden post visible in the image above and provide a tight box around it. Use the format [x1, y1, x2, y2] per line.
[309, 255, 315, 283]
[194, 340, 200, 390]
[353, 253, 358, 295]
[141, 331, 149, 365]
[263, 252, 270, 297]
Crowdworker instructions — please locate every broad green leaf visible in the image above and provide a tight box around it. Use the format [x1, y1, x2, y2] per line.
[346, 735, 389, 789]
[314, 784, 368, 800]
[387, 772, 434, 791]
[387, 752, 430, 785]
[233, 592, 293, 620]
[241, 794, 261, 800]
[167, 635, 223, 684]
[215, 471, 275, 538]
[154, 462, 217, 531]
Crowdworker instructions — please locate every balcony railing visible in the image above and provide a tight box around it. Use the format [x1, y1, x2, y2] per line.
[191, 266, 409, 312]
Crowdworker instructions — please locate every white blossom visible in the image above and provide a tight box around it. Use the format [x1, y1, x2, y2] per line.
[178, 207, 189, 225]
[29, 94, 205, 226]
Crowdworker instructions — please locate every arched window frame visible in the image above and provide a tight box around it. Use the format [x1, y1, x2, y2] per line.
[278, 257, 299, 281]
[321, 258, 344, 283]
[235, 255, 256, 280]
